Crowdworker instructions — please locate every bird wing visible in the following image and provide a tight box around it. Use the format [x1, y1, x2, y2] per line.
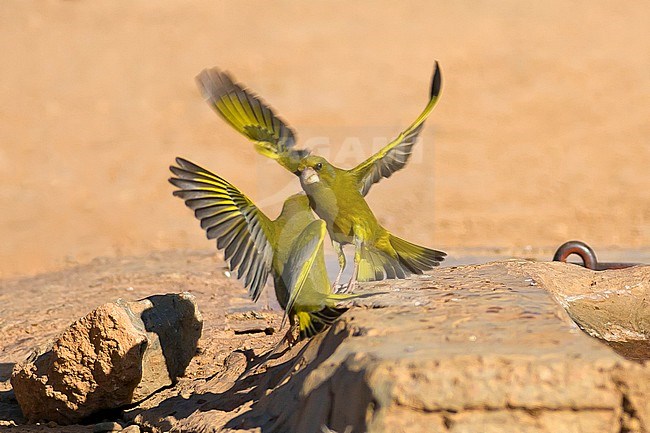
[169, 157, 275, 302]
[351, 62, 442, 196]
[196, 68, 308, 172]
[280, 219, 327, 330]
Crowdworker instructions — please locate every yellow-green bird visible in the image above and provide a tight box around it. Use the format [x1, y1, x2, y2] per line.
[169, 157, 360, 340]
[195, 64, 446, 289]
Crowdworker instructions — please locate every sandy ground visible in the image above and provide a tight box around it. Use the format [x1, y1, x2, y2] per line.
[1, 1, 649, 279]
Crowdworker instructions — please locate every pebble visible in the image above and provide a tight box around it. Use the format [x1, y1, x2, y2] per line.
[93, 421, 123, 432]
[122, 425, 141, 433]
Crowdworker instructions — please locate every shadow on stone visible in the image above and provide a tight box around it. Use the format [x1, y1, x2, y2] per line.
[0, 363, 14, 382]
[127, 326, 351, 432]
[139, 294, 203, 381]
[0, 388, 24, 425]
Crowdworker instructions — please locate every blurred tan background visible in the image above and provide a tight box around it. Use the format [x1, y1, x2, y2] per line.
[1, 1, 649, 277]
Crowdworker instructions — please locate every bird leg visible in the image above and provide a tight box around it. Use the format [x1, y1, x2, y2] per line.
[284, 325, 298, 347]
[332, 241, 346, 291]
[344, 261, 359, 293]
[342, 236, 362, 293]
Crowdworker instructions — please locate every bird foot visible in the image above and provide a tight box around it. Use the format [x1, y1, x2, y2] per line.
[334, 282, 352, 294]
[341, 279, 357, 294]
[284, 327, 298, 347]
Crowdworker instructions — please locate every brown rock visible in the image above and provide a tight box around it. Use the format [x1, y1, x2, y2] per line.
[527, 262, 650, 340]
[10, 293, 202, 424]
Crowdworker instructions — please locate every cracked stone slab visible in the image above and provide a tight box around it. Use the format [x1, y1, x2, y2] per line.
[126, 260, 649, 433]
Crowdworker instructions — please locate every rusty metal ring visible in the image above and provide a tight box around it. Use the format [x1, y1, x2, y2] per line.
[553, 240, 640, 270]
[553, 240, 598, 270]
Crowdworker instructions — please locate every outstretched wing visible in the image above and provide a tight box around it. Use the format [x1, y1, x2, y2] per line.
[196, 68, 308, 172]
[169, 157, 274, 302]
[280, 219, 327, 329]
[351, 61, 442, 196]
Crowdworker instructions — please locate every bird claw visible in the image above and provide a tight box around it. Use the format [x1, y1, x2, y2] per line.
[341, 279, 357, 294]
[284, 327, 298, 347]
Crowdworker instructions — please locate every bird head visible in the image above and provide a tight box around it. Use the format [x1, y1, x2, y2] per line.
[297, 156, 335, 189]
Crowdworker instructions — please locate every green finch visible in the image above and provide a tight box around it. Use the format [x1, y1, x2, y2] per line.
[195, 64, 446, 289]
[297, 155, 445, 291]
[169, 157, 359, 340]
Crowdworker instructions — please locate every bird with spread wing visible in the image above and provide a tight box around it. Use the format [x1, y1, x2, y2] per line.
[195, 64, 446, 290]
[169, 158, 361, 341]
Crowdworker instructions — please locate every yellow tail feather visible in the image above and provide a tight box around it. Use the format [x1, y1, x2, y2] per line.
[389, 234, 446, 274]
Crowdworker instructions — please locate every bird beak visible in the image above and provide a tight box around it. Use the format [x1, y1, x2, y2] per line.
[301, 167, 320, 185]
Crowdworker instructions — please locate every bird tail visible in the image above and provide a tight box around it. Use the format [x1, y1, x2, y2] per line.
[389, 234, 446, 274]
[357, 245, 408, 282]
[355, 236, 446, 282]
[296, 306, 348, 340]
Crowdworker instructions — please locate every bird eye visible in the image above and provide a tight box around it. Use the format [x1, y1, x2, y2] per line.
[315, 163, 323, 171]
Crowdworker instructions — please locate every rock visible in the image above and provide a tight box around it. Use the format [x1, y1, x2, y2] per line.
[125, 261, 649, 433]
[523, 261, 650, 362]
[527, 262, 650, 342]
[10, 292, 202, 424]
[93, 421, 123, 432]
[121, 425, 141, 433]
